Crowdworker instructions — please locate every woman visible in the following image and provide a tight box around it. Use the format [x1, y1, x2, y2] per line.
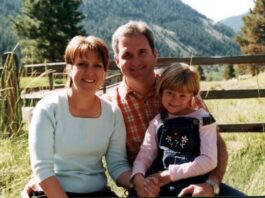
[28, 35, 131, 197]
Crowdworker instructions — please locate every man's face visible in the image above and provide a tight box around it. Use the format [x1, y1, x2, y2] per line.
[114, 34, 157, 83]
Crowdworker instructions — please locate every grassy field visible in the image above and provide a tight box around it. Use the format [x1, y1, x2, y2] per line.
[1, 72, 265, 197]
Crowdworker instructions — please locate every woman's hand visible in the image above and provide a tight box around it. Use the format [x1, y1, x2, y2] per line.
[21, 177, 42, 198]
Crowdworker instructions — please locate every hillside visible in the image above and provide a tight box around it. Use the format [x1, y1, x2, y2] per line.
[0, 0, 240, 58]
[219, 13, 247, 33]
[82, 0, 240, 57]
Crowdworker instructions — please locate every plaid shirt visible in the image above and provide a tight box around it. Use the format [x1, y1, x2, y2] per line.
[108, 76, 206, 165]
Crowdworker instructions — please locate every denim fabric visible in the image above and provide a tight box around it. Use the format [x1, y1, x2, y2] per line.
[219, 183, 247, 196]
[146, 116, 209, 195]
[159, 117, 201, 168]
[128, 183, 247, 197]
[30, 188, 117, 198]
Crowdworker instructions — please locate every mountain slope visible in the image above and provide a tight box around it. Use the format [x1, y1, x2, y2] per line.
[82, 0, 240, 57]
[219, 13, 247, 33]
[0, 0, 240, 58]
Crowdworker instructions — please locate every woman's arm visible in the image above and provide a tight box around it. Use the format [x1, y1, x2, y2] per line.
[29, 99, 59, 195]
[105, 107, 131, 188]
[116, 170, 131, 189]
[39, 176, 68, 198]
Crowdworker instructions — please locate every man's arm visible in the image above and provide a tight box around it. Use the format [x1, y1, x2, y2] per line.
[209, 132, 228, 182]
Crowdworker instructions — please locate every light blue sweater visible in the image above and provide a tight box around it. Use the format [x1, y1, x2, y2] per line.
[29, 90, 131, 193]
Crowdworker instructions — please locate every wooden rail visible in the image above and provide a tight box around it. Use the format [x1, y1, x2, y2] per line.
[7, 54, 263, 92]
[2, 54, 265, 133]
[201, 89, 265, 99]
[2, 54, 264, 74]
[153, 54, 265, 66]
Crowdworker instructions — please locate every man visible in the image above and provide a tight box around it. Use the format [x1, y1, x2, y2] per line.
[109, 20, 244, 197]
[22, 20, 244, 197]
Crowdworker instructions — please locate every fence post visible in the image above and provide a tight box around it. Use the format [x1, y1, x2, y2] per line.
[1, 52, 22, 136]
[48, 72, 54, 90]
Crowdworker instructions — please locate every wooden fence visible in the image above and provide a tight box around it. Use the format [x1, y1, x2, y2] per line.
[1, 54, 265, 134]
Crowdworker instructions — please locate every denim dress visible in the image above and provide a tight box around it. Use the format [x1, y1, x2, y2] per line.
[146, 111, 214, 196]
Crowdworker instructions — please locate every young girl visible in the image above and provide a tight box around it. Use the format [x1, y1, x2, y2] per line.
[131, 63, 217, 196]
[28, 36, 131, 198]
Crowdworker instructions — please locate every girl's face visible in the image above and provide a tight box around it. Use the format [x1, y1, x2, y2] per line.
[161, 89, 193, 115]
[70, 51, 106, 95]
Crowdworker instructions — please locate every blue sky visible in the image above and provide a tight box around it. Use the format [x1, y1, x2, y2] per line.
[181, 0, 255, 22]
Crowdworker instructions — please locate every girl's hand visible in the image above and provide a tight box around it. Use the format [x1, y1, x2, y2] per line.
[148, 170, 172, 187]
[143, 176, 160, 197]
[133, 173, 149, 197]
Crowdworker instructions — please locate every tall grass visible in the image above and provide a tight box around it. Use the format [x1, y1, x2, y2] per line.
[0, 134, 31, 197]
[1, 72, 265, 197]
[223, 133, 265, 195]
[1, 52, 25, 138]
[202, 72, 265, 195]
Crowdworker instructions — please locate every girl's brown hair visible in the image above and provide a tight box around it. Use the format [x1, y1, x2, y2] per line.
[157, 62, 200, 97]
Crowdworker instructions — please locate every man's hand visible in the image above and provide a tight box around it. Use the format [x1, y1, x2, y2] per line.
[21, 178, 42, 198]
[178, 183, 214, 197]
[148, 170, 171, 187]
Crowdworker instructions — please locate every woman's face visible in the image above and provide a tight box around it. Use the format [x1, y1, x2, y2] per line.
[70, 51, 106, 95]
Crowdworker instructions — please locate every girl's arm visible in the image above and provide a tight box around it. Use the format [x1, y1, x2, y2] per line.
[168, 122, 217, 181]
[131, 119, 159, 178]
[131, 119, 160, 197]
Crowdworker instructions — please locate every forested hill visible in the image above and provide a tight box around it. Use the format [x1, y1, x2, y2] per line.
[1, 0, 240, 58]
[0, 0, 21, 55]
[82, 0, 240, 57]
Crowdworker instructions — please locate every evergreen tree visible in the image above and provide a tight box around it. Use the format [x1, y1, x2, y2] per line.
[11, 0, 86, 64]
[0, 0, 22, 57]
[236, 0, 265, 75]
[234, 64, 250, 76]
[196, 65, 206, 81]
[223, 64, 235, 80]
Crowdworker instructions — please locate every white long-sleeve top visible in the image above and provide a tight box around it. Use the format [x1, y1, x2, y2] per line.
[29, 90, 131, 193]
[132, 108, 217, 182]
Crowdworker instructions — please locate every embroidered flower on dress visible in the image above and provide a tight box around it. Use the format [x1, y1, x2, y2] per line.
[165, 135, 172, 143]
[179, 136, 189, 148]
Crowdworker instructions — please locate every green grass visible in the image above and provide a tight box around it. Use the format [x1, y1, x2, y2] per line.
[222, 133, 265, 195]
[0, 134, 32, 197]
[20, 76, 66, 89]
[1, 72, 265, 197]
